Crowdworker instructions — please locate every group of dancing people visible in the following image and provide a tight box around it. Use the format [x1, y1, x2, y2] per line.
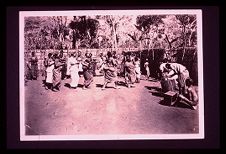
[43, 50, 143, 92]
[27, 49, 198, 109]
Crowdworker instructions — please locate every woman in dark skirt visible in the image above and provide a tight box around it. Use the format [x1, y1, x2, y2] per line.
[124, 55, 136, 88]
[29, 51, 38, 80]
[52, 54, 65, 92]
[81, 53, 94, 90]
[101, 52, 119, 90]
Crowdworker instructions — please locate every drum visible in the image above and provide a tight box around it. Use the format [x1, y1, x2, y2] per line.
[160, 78, 177, 92]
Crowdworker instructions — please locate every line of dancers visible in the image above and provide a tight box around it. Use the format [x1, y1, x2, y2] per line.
[32, 49, 198, 109]
[43, 50, 143, 92]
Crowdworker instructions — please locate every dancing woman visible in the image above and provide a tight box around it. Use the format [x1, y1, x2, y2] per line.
[52, 54, 65, 92]
[124, 55, 136, 88]
[45, 53, 54, 90]
[81, 53, 94, 90]
[69, 53, 80, 89]
[101, 52, 119, 90]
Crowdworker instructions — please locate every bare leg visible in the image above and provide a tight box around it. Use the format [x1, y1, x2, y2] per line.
[45, 83, 49, 90]
[178, 94, 196, 109]
[130, 83, 135, 87]
[82, 85, 87, 90]
[101, 82, 108, 90]
[125, 80, 130, 88]
[113, 81, 120, 89]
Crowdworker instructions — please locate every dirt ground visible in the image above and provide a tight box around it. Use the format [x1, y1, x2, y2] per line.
[24, 75, 199, 136]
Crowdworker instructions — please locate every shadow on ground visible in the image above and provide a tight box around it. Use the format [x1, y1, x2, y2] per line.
[148, 78, 159, 82]
[145, 86, 162, 91]
[64, 83, 71, 88]
[64, 83, 84, 89]
[145, 86, 194, 110]
[96, 83, 120, 89]
[96, 81, 128, 88]
[116, 81, 127, 87]
[145, 86, 163, 97]
[159, 99, 194, 110]
[96, 84, 103, 88]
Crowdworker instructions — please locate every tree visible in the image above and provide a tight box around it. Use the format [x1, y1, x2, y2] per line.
[102, 15, 120, 51]
[130, 15, 166, 59]
[96, 15, 137, 50]
[24, 16, 71, 50]
[51, 16, 71, 49]
[24, 17, 43, 50]
[175, 15, 197, 61]
[69, 16, 99, 49]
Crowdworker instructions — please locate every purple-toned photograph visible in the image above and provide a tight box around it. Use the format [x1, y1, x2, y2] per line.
[19, 10, 204, 141]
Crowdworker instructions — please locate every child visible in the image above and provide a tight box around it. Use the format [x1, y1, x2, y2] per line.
[134, 56, 141, 83]
[144, 59, 150, 80]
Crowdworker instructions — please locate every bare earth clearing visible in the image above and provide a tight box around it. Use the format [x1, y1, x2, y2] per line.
[25, 75, 198, 135]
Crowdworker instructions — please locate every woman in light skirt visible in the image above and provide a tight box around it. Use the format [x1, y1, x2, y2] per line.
[69, 53, 80, 89]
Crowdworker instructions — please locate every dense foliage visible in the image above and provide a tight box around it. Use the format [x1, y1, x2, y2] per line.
[24, 14, 198, 83]
[24, 15, 197, 51]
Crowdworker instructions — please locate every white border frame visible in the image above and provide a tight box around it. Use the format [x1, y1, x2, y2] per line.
[19, 9, 204, 141]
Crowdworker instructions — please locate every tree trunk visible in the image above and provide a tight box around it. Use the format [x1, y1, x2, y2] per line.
[182, 48, 186, 62]
[193, 49, 197, 61]
[188, 30, 195, 46]
[113, 25, 117, 51]
[163, 34, 172, 61]
[139, 40, 142, 52]
[148, 39, 154, 60]
[165, 34, 172, 50]
[72, 30, 76, 49]
[188, 32, 192, 47]
[181, 25, 186, 61]
[53, 39, 55, 50]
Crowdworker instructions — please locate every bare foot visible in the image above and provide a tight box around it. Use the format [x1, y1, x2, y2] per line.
[114, 87, 120, 89]
[130, 84, 135, 88]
